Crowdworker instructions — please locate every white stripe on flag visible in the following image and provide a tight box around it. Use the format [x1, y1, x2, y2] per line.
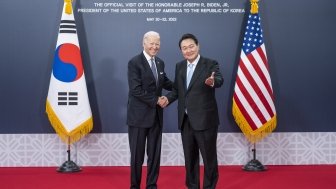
[241, 50, 276, 114]
[256, 44, 273, 91]
[237, 64, 271, 121]
[234, 82, 263, 127]
[251, 47, 276, 114]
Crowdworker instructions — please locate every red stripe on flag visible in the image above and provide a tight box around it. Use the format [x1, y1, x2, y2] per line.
[236, 75, 267, 124]
[247, 52, 273, 100]
[251, 48, 274, 99]
[233, 93, 258, 130]
[239, 60, 275, 119]
[256, 47, 269, 70]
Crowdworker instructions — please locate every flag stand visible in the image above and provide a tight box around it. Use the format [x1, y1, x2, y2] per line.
[243, 143, 267, 171]
[57, 138, 81, 173]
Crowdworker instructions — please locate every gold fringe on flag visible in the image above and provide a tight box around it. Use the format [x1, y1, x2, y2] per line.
[46, 101, 93, 144]
[250, 0, 259, 14]
[64, 0, 73, 15]
[232, 100, 277, 144]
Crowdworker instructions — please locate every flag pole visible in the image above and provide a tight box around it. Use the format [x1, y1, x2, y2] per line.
[57, 137, 81, 173]
[232, 0, 276, 171]
[46, 0, 93, 172]
[243, 143, 267, 171]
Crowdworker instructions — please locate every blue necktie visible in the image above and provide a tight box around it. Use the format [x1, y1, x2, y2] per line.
[150, 58, 158, 85]
[186, 64, 194, 87]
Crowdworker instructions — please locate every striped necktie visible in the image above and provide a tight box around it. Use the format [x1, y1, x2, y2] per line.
[150, 58, 158, 85]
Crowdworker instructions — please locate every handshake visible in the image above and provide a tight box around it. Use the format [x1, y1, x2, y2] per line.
[157, 96, 169, 108]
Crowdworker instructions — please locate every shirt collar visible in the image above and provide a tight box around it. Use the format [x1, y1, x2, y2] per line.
[187, 54, 200, 67]
[143, 50, 154, 62]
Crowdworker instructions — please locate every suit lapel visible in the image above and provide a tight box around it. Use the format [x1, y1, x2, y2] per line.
[155, 59, 163, 85]
[141, 53, 151, 70]
[180, 61, 188, 91]
[141, 53, 157, 86]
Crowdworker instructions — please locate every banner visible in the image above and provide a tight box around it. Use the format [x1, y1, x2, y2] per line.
[46, 0, 93, 144]
[232, 0, 276, 143]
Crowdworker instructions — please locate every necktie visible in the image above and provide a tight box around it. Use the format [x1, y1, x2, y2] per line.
[186, 64, 194, 87]
[150, 58, 158, 85]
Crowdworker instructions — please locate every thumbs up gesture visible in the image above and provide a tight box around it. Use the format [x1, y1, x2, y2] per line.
[205, 72, 215, 87]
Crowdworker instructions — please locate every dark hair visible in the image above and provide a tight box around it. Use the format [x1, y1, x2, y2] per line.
[178, 33, 198, 49]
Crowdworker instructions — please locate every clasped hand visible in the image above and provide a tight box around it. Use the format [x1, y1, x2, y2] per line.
[157, 96, 169, 108]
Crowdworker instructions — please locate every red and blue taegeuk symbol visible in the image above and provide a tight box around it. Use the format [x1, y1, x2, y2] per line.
[53, 43, 83, 82]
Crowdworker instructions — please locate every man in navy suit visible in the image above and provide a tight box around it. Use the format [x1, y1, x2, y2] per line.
[127, 31, 172, 189]
[165, 33, 224, 189]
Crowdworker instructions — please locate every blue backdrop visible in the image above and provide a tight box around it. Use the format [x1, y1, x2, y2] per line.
[0, 0, 335, 133]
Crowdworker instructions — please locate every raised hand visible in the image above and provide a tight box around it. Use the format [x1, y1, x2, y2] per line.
[205, 72, 215, 87]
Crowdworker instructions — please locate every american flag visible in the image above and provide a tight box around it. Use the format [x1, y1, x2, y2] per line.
[232, 6, 277, 143]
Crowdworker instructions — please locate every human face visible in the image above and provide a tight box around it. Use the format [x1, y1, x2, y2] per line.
[180, 38, 199, 62]
[143, 36, 160, 57]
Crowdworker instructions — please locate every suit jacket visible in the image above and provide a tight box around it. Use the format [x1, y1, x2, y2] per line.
[167, 56, 224, 130]
[127, 52, 172, 128]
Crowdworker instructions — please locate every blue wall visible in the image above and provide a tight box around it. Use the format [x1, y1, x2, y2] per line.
[0, 0, 335, 133]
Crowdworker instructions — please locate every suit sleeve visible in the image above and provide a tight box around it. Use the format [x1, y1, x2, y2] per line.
[128, 59, 157, 108]
[166, 63, 179, 104]
[161, 62, 173, 91]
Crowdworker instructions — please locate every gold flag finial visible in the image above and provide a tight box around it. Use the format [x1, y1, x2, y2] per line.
[64, 0, 73, 14]
[250, 0, 259, 14]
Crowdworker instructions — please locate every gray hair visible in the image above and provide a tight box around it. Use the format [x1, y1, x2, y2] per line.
[143, 31, 160, 44]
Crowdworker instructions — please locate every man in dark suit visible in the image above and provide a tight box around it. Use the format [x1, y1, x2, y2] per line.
[127, 31, 172, 189]
[165, 33, 224, 189]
